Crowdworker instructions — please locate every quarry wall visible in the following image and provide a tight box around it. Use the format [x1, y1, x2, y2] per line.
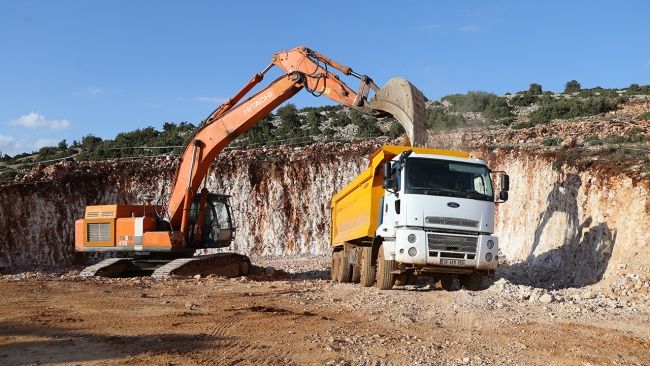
[1, 139, 648, 287]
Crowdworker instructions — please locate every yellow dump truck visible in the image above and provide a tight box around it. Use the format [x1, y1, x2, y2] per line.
[330, 145, 509, 290]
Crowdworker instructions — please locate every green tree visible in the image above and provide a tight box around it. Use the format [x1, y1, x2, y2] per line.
[564, 80, 581, 93]
[528, 83, 543, 95]
[274, 103, 306, 143]
[306, 110, 322, 136]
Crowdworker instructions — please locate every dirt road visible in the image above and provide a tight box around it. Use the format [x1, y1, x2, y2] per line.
[1, 257, 649, 366]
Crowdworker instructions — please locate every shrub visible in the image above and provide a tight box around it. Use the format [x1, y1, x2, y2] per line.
[426, 106, 466, 131]
[635, 112, 650, 121]
[441, 91, 502, 113]
[481, 97, 512, 119]
[564, 80, 581, 93]
[541, 138, 563, 146]
[528, 83, 543, 95]
[584, 135, 603, 146]
[509, 92, 539, 107]
[385, 118, 405, 138]
[626, 84, 650, 95]
[526, 96, 616, 125]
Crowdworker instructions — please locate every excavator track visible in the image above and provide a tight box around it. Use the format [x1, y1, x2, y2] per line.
[80, 258, 136, 278]
[79, 253, 251, 278]
[152, 253, 251, 278]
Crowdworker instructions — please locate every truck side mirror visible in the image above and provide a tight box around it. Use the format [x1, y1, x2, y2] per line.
[382, 160, 394, 190]
[501, 174, 510, 191]
[499, 191, 508, 201]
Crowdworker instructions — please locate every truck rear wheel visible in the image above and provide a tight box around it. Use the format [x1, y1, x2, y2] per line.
[350, 260, 361, 283]
[338, 251, 351, 283]
[460, 272, 483, 291]
[376, 246, 396, 290]
[331, 252, 340, 282]
[359, 247, 375, 287]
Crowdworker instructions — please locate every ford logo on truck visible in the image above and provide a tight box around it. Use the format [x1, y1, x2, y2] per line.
[447, 202, 460, 208]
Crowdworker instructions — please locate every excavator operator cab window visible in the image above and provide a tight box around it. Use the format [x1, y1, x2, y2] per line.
[189, 194, 234, 248]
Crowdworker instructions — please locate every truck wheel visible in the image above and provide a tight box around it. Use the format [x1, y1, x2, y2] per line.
[407, 275, 418, 286]
[359, 247, 375, 287]
[439, 278, 454, 291]
[350, 261, 361, 283]
[331, 252, 340, 282]
[376, 246, 396, 290]
[461, 272, 483, 291]
[395, 274, 409, 286]
[338, 251, 352, 283]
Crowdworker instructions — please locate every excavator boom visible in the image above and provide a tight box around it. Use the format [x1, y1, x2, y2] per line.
[168, 46, 428, 230]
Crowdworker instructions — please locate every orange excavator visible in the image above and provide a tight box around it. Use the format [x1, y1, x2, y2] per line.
[75, 46, 428, 277]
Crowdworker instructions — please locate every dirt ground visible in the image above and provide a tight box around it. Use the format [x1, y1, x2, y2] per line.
[1, 257, 649, 366]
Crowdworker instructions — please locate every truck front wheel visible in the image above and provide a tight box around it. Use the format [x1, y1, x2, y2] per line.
[460, 272, 483, 291]
[376, 246, 396, 290]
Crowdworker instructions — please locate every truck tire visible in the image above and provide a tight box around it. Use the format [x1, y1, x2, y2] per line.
[395, 274, 409, 286]
[407, 275, 418, 286]
[439, 277, 454, 291]
[376, 246, 396, 290]
[461, 272, 483, 291]
[350, 261, 361, 283]
[331, 252, 340, 282]
[338, 251, 352, 283]
[359, 247, 375, 287]
[395, 274, 418, 286]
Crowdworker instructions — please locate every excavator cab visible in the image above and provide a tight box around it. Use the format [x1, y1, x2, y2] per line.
[188, 193, 234, 248]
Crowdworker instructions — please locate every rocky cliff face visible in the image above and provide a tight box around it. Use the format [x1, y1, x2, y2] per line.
[1, 138, 648, 289]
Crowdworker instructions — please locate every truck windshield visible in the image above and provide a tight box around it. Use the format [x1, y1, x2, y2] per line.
[404, 157, 494, 200]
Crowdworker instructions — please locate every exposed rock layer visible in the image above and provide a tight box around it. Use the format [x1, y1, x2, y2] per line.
[1, 138, 648, 289]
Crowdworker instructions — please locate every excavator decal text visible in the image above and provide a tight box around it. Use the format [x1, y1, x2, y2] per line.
[244, 91, 273, 115]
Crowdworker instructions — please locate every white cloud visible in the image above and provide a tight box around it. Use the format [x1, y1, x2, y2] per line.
[645, 59, 650, 68]
[87, 86, 104, 95]
[461, 24, 480, 32]
[0, 134, 26, 155]
[194, 96, 227, 103]
[9, 112, 71, 130]
[34, 139, 59, 149]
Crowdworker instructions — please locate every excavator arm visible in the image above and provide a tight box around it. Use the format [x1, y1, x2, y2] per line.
[167, 46, 428, 235]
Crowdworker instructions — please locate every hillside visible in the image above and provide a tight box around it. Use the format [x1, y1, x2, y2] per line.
[1, 82, 649, 184]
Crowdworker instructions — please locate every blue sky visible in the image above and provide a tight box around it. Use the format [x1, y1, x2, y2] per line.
[1, 0, 649, 156]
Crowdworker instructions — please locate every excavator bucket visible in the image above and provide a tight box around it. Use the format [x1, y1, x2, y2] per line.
[370, 77, 428, 147]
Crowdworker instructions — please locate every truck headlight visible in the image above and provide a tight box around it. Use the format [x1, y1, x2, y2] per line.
[408, 234, 417, 243]
[408, 247, 417, 257]
[485, 253, 493, 262]
[487, 240, 494, 249]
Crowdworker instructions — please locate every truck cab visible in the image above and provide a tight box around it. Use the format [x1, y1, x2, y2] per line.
[379, 151, 502, 278]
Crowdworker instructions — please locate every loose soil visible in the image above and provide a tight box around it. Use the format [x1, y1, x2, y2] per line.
[1, 257, 649, 366]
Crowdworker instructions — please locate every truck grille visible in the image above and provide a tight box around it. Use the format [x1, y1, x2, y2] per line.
[427, 233, 477, 253]
[87, 222, 111, 242]
[425, 216, 478, 228]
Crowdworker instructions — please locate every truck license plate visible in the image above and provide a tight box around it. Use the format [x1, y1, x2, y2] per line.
[440, 259, 465, 266]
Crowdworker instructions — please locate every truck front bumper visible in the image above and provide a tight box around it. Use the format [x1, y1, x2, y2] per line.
[385, 228, 498, 270]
